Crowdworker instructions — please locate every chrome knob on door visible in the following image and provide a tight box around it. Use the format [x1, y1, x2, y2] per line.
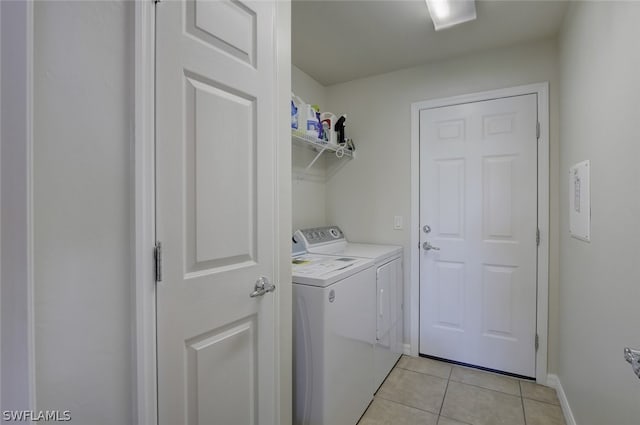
[624, 347, 640, 379]
[423, 241, 440, 251]
[250, 276, 276, 298]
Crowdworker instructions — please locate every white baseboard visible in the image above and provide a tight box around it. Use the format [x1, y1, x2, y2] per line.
[547, 374, 577, 425]
[403, 343, 411, 355]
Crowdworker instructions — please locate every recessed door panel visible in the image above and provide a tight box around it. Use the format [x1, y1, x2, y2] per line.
[482, 265, 516, 340]
[483, 113, 516, 138]
[437, 119, 466, 142]
[186, 0, 257, 66]
[186, 318, 257, 425]
[184, 73, 257, 274]
[436, 262, 464, 330]
[437, 159, 465, 239]
[483, 155, 516, 241]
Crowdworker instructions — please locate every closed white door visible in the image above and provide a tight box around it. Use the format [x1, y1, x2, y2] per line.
[419, 94, 538, 377]
[155, 1, 279, 424]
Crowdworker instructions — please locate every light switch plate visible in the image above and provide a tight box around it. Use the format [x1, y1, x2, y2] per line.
[394, 215, 403, 230]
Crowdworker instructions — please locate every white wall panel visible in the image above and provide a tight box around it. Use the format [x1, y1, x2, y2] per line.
[291, 65, 328, 232]
[33, 2, 134, 422]
[558, 3, 640, 424]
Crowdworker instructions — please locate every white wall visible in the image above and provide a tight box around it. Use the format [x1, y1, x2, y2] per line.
[558, 2, 640, 424]
[291, 65, 328, 231]
[324, 39, 561, 372]
[33, 2, 134, 423]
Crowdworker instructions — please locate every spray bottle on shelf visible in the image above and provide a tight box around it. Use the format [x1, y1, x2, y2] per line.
[335, 114, 347, 146]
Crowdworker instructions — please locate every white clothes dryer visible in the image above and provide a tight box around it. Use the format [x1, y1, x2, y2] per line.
[291, 248, 376, 425]
[293, 227, 404, 392]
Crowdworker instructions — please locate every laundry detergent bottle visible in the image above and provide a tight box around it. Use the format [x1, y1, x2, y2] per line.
[305, 104, 320, 138]
[291, 94, 306, 130]
[320, 112, 337, 144]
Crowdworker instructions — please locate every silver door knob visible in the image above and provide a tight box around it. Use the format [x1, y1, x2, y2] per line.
[423, 241, 440, 251]
[624, 347, 640, 379]
[250, 276, 276, 298]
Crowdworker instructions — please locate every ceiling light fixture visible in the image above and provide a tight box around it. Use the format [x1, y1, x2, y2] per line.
[425, 0, 477, 31]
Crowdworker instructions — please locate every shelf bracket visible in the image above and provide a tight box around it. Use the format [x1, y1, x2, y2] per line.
[304, 145, 328, 172]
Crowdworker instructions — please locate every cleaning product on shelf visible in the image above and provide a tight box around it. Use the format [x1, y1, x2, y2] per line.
[291, 98, 298, 130]
[305, 104, 320, 139]
[311, 105, 324, 141]
[335, 114, 347, 146]
[291, 94, 306, 131]
[320, 112, 337, 145]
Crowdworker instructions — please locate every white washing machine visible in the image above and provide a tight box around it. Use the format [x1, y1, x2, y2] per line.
[294, 226, 404, 392]
[292, 244, 376, 425]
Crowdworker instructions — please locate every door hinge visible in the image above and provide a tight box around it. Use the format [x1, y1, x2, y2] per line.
[154, 241, 163, 282]
[536, 228, 540, 246]
[535, 334, 539, 351]
[536, 121, 541, 140]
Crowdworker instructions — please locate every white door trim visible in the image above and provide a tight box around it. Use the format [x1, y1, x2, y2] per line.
[133, 2, 292, 423]
[274, 1, 293, 423]
[0, 0, 37, 411]
[410, 83, 550, 384]
[133, 2, 157, 424]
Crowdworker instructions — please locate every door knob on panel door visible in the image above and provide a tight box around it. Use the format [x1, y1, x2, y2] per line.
[624, 347, 640, 379]
[250, 276, 276, 298]
[423, 241, 440, 251]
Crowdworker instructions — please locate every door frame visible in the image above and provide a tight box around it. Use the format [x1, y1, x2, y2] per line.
[0, 0, 37, 412]
[133, 1, 292, 424]
[409, 83, 549, 384]
[133, 2, 157, 423]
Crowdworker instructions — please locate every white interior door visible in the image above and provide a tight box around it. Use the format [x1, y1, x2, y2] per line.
[155, 1, 278, 424]
[419, 94, 538, 377]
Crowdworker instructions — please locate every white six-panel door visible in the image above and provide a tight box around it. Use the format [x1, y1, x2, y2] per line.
[419, 94, 538, 377]
[155, 1, 278, 423]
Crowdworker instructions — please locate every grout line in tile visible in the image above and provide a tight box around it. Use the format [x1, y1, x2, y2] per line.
[437, 371, 451, 416]
[446, 380, 522, 398]
[520, 385, 527, 425]
[439, 414, 474, 425]
[395, 364, 452, 381]
[522, 395, 562, 407]
[373, 394, 441, 417]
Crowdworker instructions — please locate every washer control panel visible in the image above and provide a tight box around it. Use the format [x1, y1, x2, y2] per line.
[297, 226, 344, 246]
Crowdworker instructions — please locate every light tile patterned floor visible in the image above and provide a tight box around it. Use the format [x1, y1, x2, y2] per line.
[358, 355, 566, 425]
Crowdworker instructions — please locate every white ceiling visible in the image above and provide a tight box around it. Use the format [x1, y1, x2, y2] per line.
[292, 0, 569, 86]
